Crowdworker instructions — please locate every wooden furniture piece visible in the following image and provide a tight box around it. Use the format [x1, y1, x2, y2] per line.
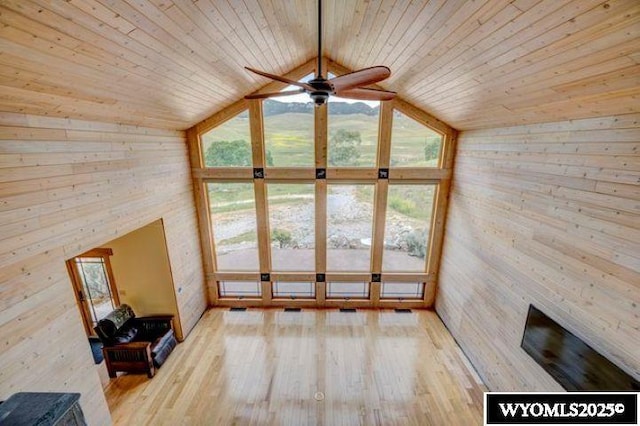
[0, 392, 86, 425]
[94, 304, 177, 378]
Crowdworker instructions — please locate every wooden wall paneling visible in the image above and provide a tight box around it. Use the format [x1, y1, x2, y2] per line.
[0, 2, 637, 130]
[0, 113, 207, 425]
[437, 113, 640, 392]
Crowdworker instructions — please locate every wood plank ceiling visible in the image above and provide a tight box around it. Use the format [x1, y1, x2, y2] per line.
[0, 0, 638, 130]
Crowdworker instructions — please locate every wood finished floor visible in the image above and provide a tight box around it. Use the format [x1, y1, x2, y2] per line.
[105, 308, 486, 425]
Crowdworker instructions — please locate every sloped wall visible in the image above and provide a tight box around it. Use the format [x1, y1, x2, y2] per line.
[437, 113, 639, 390]
[0, 113, 206, 424]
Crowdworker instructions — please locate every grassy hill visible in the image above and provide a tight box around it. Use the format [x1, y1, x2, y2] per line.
[201, 108, 441, 168]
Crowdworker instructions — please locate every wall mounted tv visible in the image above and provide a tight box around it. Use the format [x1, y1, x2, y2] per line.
[521, 305, 639, 391]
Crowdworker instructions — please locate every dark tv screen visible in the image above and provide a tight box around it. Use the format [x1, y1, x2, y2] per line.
[521, 305, 639, 391]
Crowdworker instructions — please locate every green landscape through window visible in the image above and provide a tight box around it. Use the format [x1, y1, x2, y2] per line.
[201, 110, 251, 167]
[391, 110, 442, 167]
[263, 100, 314, 167]
[208, 182, 259, 271]
[328, 99, 380, 167]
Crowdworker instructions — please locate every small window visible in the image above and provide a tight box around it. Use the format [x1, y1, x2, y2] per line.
[201, 110, 252, 167]
[326, 282, 369, 299]
[218, 281, 261, 297]
[380, 282, 425, 299]
[390, 110, 442, 167]
[67, 248, 119, 335]
[272, 282, 315, 299]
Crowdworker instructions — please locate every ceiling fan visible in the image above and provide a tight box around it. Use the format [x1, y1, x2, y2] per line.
[244, 0, 396, 106]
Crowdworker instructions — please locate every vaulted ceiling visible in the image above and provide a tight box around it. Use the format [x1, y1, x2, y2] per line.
[0, 0, 638, 130]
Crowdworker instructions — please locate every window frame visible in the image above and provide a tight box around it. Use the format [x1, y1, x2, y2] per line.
[66, 248, 119, 337]
[188, 61, 456, 309]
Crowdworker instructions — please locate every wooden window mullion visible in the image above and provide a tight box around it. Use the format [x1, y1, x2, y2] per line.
[249, 100, 272, 303]
[370, 102, 393, 305]
[315, 103, 328, 303]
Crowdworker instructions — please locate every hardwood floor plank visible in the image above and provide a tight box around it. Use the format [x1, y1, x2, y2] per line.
[105, 308, 486, 425]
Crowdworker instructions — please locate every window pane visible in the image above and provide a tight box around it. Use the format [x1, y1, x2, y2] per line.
[380, 282, 425, 299]
[382, 184, 436, 272]
[76, 258, 115, 325]
[390, 110, 443, 167]
[218, 281, 261, 297]
[327, 184, 374, 271]
[272, 282, 315, 298]
[326, 282, 369, 299]
[267, 183, 315, 271]
[263, 99, 314, 167]
[327, 99, 379, 167]
[201, 111, 252, 167]
[208, 182, 259, 271]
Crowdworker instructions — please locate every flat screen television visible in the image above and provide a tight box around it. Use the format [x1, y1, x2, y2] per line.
[521, 305, 639, 391]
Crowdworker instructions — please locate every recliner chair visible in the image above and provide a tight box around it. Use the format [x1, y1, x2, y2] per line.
[94, 304, 177, 378]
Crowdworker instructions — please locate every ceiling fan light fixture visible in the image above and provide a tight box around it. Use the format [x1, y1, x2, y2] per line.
[310, 91, 329, 106]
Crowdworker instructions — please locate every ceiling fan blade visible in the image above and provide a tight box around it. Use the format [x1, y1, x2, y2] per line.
[329, 66, 391, 92]
[334, 87, 397, 101]
[245, 89, 305, 100]
[245, 67, 313, 91]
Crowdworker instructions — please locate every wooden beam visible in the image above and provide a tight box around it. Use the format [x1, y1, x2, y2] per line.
[193, 168, 253, 180]
[315, 103, 328, 168]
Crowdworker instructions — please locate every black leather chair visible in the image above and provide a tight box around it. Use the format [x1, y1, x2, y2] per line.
[94, 304, 177, 378]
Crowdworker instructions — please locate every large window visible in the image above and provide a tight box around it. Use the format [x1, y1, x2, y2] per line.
[263, 99, 314, 167]
[267, 183, 315, 271]
[382, 184, 436, 272]
[67, 248, 119, 336]
[327, 184, 374, 272]
[328, 99, 379, 167]
[208, 182, 259, 271]
[390, 110, 442, 167]
[201, 111, 251, 167]
[194, 71, 451, 307]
